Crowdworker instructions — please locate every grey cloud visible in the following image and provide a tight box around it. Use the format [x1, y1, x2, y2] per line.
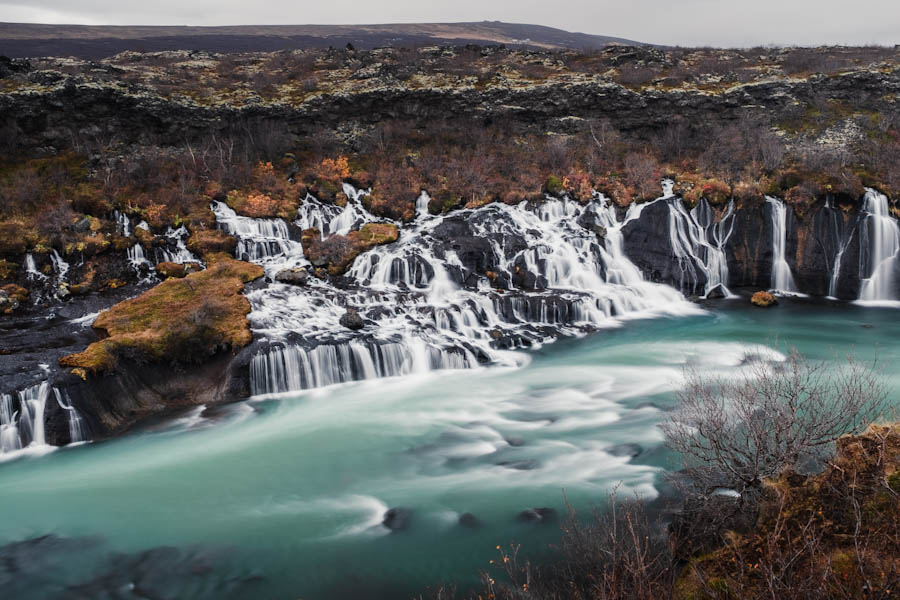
[1, 0, 898, 46]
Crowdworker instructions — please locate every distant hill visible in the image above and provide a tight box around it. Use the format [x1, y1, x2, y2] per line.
[0, 21, 642, 59]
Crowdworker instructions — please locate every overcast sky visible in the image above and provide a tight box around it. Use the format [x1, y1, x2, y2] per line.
[1, 0, 898, 47]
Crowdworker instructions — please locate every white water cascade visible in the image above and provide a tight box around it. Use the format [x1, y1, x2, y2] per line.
[216, 185, 700, 397]
[0, 383, 49, 454]
[50, 250, 69, 281]
[666, 196, 735, 297]
[156, 226, 199, 264]
[857, 188, 900, 304]
[765, 196, 799, 294]
[1, 383, 90, 456]
[24, 253, 45, 280]
[212, 201, 305, 272]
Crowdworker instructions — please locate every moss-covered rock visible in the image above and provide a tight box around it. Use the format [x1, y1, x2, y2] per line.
[59, 257, 263, 375]
[751, 290, 777, 307]
[156, 261, 187, 279]
[302, 223, 399, 276]
[186, 229, 237, 258]
[0, 283, 28, 314]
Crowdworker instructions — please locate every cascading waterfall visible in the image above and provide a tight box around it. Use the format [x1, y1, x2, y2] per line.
[156, 226, 199, 264]
[666, 196, 735, 297]
[1, 383, 89, 455]
[0, 383, 49, 453]
[220, 183, 699, 396]
[765, 196, 799, 294]
[857, 188, 900, 304]
[212, 201, 304, 271]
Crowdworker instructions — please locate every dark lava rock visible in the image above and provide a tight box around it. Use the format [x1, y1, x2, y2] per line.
[274, 267, 308, 286]
[505, 437, 525, 447]
[608, 443, 643, 458]
[517, 507, 557, 524]
[339, 308, 365, 330]
[458, 512, 481, 529]
[705, 284, 727, 299]
[382, 507, 413, 531]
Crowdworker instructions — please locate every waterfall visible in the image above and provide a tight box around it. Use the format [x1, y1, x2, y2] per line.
[250, 340, 479, 395]
[765, 196, 798, 294]
[1, 383, 49, 453]
[156, 226, 199, 264]
[416, 191, 431, 219]
[53, 388, 88, 443]
[114, 210, 131, 237]
[25, 253, 45, 280]
[50, 250, 69, 281]
[127, 243, 151, 270]
[223, 184, 698, 397]
[212, 201, 304, 271]
[824, 197, 855, 299]
[857, 188, 900, 304]
[666, 197, 735, 297]
[1, 383, 90, 455]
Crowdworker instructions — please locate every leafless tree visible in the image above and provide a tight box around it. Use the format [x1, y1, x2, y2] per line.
[663, 350, 887, 498]
[624, 152, 660, 200]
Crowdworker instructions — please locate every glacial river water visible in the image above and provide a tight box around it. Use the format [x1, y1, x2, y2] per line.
[1, 300, 898, 599]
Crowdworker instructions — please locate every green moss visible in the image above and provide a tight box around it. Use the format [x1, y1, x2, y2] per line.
[544, 175, 564, 196]
[59, 257, 263, 374]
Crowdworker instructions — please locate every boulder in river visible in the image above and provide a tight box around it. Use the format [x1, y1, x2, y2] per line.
[705, 284, 727, 299]
[751, 291, 778, 307]
[274, 267, 308, 286]
[339, 308, 365, 330]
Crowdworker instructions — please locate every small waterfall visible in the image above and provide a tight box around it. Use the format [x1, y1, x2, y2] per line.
[53, 388, 88, 443]
[295, 193, 343, 237]
[25, 253, 45, 280]
[1, 383, 90, 455]
[825, 197, 855, 299]
[156, 226, 199, 264]
[765, 196, 798, 294]
[50, 250, 69, 281]
[0, 383, 49, 452]
[858, 188, 900, 304]
[127, 243, 151, 270]
[212, 201, 304, 271]
[667, 197, 735, 297]
[114, 210, 131, 237]
[250, 340, 479, 395]
[416, 191, 431, 219]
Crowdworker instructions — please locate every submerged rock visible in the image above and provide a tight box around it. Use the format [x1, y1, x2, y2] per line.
[608, 443, 644, 458]
[458, 512, 481, 529]
[382, 507, 413, 531]
[516, 507, 557, 523]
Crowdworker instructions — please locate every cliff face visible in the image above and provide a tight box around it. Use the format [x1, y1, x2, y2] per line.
[4, 69, 898, 149]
